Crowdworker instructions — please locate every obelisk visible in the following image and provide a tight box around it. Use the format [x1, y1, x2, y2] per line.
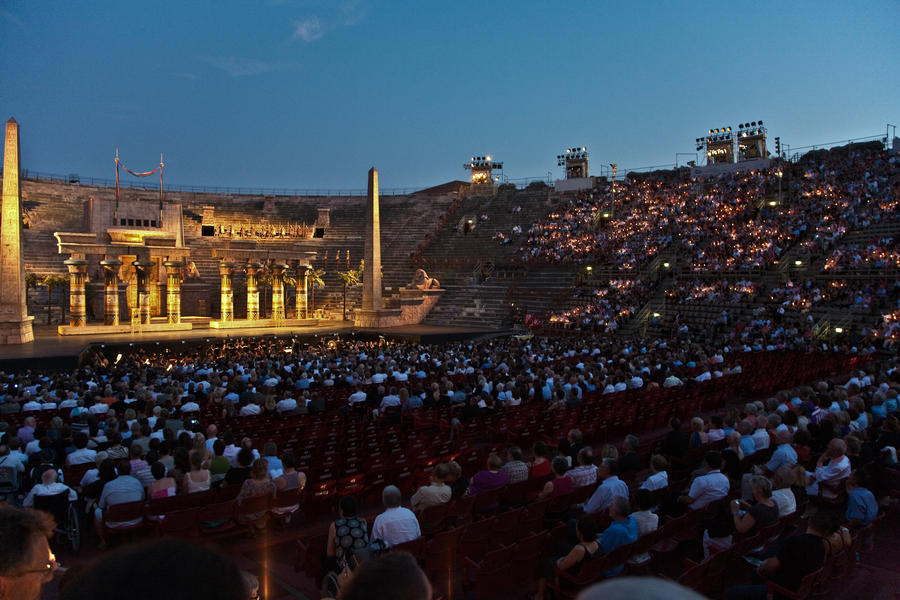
[0, 118, 34, 343]
[362, 167, 382, 311]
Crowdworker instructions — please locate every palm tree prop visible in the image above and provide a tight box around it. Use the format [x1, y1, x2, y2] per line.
[336, 260, 363, 321]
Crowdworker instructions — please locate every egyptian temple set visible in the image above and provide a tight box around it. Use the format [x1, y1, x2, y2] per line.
[1, 118, 449, 342]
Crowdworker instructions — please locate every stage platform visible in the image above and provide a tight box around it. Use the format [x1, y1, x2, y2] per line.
[0, 323, 513, 372]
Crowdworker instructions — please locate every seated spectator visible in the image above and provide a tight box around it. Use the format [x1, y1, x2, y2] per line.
[688, 417, 709, 449]
[567, 447, 599, 488]
[751, 416, 771, 453]
[640, 454, 669, 491]
[583, 459, 628, 515]
[236, 458, 275, 529]
[209, 439, 230, 484]
[263, 442, 283, 478]
[845, 470, 878, 527]
[770, 467, 798, 517]
[65, 432, 96, 466]
[445, 460, 468, 500]
[708, 415, 726, 443]
[738, 420, 756, 457]
[148, 461, 177, 499]
[225, 447, 254, 487]
[501, 446, 529, 483]
[326, 496, 369, 575]
[410, 462, 451, 514]
[530, 441, 552, 478]
[22, 466, 77, 507]
[273, 451, 306, 493]
[806, 438, 851, 498]
[628, 489, 660, 566]
[723, 430, 744, 468]
[664, 418, 688, 458]
[619, 435, 641, 476]
[95, 460, 145, 549]
[726, 511, 831, 600]
[467, 453, 509, 496]
[372, 485, 420, 547]
[705, 475, 778, 558]
[597, 496, 639, 576]
[680, 451, 729, 510]
[183, 451, 211, 494]
[538, 457, 575, 501]
[335, 551, 431, 600]
[534, 516, 600, 600]
[0, 505, 57, 600]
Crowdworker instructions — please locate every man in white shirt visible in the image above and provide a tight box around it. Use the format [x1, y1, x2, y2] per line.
[89, 400, 109, 415]
[23, 468, 77, 507]
[239, 398, 261, 416]
[681, 451, 730, 510]
[806, 439, 851, 498]
[276, 396, 298, 414]
[751, 416, 771, 453]
[21, 396, 42, 412]
[181, 398, 200, 413]
[204, 425, 219, 452]
[65, 433, 97, 466]
[372, 485, 421, 547]
[347, 385, 368, 406]
[380, 388, 401, 411]
[583, 460, 629, 514]
[640, 455, 669, 491]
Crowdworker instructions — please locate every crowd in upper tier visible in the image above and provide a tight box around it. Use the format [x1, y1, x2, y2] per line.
[522, 145, 900, 272]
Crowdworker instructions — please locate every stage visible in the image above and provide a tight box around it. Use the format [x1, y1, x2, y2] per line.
[0, 323, 513, 372]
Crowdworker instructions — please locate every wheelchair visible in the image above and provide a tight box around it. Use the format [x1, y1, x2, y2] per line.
[32, 490, 81, 552]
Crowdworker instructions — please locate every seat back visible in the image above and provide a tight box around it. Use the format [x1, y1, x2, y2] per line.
[0, 466, 19, 493]
[158, 507, 201, 537]
[105, 500, 146, 525]
[489, 507, 522, 547]
[390, 535, 425, 560]
[32, 490, 71, 525]
[417, 502, 448, 536]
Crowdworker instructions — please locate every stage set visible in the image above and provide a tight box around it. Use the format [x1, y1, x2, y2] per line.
[0, 118, 445, 357]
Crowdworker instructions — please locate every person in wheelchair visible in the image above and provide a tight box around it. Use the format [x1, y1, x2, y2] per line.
[23, 467, 77, 508]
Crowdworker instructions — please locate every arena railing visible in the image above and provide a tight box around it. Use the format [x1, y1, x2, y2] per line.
[16, 169, 421, 198]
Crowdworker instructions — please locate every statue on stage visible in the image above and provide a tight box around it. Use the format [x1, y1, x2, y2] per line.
[184, 261, 201, 280]
[409, 269, 440, 290]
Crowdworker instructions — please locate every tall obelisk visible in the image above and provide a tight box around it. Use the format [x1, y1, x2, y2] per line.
[0, 118, 34, 343]
[362, 167, 382, 312]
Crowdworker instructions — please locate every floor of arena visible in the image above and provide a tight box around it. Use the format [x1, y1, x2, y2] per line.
[0, 323, 513, 371]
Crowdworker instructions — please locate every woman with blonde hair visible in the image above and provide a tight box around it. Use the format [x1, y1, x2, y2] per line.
[689, 416, 709, 448]
[600, 443, 619, 461]
[190, 432, 211, 467]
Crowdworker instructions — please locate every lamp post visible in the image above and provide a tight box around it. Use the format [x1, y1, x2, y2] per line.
[776, 169, 783, 206]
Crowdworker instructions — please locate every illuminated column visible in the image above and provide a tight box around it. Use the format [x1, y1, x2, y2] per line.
[64, 258, 88, 327]
[99, 259, 122, 325]
[163, 261, 183, 324]
[296, 265, 309, 319]
[362, 167, 382, 311]
[218, 261, 235, 322]
[0, 118, 34, 343]
[132, 260, 154, 324]
[245, 262, 261, 321]
[271, 263, 287, 321]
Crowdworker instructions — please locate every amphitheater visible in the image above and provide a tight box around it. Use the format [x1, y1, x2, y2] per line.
[2, 133, 899, 600]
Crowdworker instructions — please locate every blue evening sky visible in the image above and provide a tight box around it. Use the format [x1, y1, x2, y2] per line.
[1, 1, 897, 192]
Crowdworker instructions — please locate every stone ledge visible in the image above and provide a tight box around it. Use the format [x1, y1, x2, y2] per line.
[209, 318, 318, 329]
[57, 321, 193, 336]
[0, 317, 35, 344]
